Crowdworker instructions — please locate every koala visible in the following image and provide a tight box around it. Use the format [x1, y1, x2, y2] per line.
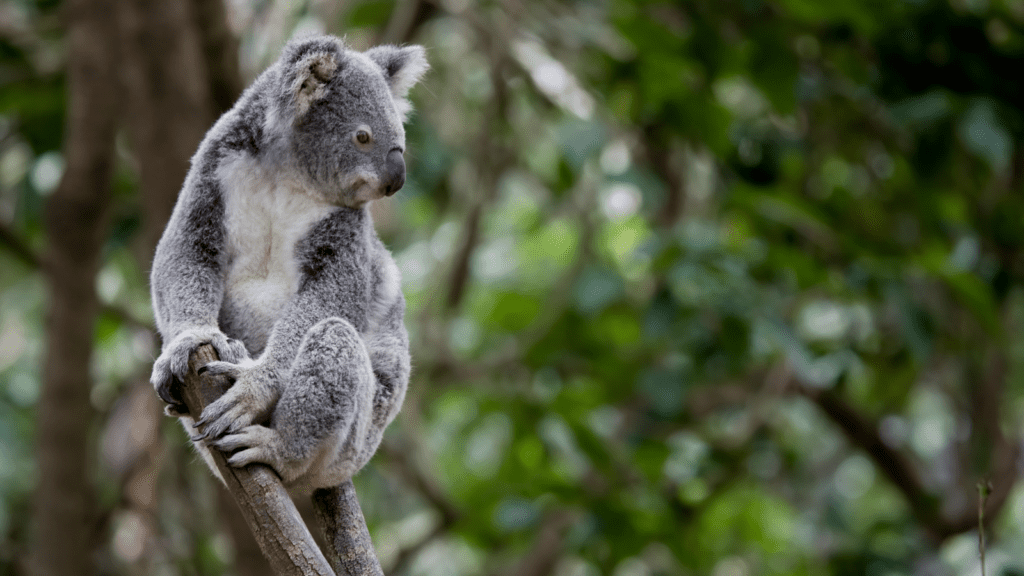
[149, 34, 426, 493]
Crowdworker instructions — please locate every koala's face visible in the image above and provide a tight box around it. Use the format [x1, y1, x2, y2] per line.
[272, 37, 428, 207]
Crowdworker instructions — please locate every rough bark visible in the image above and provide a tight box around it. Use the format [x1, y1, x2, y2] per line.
[181, 345, 335, 576]
[217, 483, 275, 575]
[312, 484, 384, 576]
[28, 0, 120, 574]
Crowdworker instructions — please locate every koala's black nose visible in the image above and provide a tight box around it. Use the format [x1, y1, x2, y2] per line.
[384, 148, 406, 196]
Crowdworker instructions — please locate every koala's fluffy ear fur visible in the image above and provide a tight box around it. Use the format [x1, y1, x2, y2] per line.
[366, 45, 429, 120]
[281, 36, 344, 119]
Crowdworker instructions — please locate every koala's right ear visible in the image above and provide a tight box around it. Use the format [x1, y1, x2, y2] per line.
[366, 45, 429, 121]
[279, 36, 344, 119]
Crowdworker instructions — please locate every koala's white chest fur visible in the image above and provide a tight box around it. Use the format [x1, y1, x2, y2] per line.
[218, 153, 334, 348]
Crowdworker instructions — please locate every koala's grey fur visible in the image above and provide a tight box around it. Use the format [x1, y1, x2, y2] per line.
[149, 35, 426, 493]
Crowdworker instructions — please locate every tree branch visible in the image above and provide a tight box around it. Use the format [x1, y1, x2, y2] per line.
[376, 0, 438, 45]
[804, 388, 938, 520]
[442, 21, 515, 313]
[943, 351, 1019, 537]
[802, 385, 1018, 540]
[388, 521, 449, 576]
[98, 302, 154, 332]
[445, 203, 481, 311]
[381, 440, 461, 525]
[181, 344, 335, 576]
[378, 439, 461, 574]
[642, 124, 685, 228]
[312, 483, 384, 576]
[216, 481, 274, 575]
[493, 510, 572, 576]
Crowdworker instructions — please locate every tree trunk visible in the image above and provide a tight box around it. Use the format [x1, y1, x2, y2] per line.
[115, 0, 259, 571]
[190, 0, 244, 115]
[28, 0, 120, 574]
[116, 0, 216, 264]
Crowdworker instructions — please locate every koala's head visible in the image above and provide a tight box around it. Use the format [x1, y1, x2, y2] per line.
[267, 35, 428, 207]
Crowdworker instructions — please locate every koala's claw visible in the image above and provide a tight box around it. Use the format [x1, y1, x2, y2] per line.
[200, 361, 244, 380]
[154, 377, 181, 405]
[220, 338, 251, 364]
[210, 424, 274, 451]
[197, 402, 251, 440]
[164, 402, 189, 418]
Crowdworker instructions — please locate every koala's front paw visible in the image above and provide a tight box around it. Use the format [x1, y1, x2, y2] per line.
[195, 360, 279, 440]
[151, 328, 250, 413]
[208, 424, 291, 478]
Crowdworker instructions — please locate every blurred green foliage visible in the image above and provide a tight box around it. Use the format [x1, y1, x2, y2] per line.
[3, 0, 1024, 575]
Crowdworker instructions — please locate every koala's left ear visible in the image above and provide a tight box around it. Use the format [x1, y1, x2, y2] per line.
[277, 35, 346, 122]
[291, 51, 340, 117]
[366, 45, 429, 120]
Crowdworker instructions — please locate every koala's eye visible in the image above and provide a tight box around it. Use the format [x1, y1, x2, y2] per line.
[355, 130, 371, 145]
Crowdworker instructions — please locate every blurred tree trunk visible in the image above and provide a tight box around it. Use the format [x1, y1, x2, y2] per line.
[27, 0, 120, 574]
[118, 0, 217, 263]
[116, 0, 265, 572]
[191, 0, 244, 115]
[118, 0, 243, 264]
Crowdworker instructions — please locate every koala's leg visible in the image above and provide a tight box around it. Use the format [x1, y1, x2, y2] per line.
[210, 317, 375, 487]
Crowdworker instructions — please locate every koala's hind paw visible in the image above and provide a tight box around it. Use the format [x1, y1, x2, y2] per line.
[196, 360, 278, 440]
[209, 425, 285, 474]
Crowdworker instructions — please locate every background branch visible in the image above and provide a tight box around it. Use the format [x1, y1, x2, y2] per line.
[802, 385, 1017, 540]
[190, 0, 243, 115]
[0, 223, 38, 268]
[0, 222, 153, 331]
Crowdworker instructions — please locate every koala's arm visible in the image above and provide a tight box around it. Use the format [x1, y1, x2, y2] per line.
[150, 155, 248, 410]
[364, 293, 410, 431]
[151, 170, 223, 337]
